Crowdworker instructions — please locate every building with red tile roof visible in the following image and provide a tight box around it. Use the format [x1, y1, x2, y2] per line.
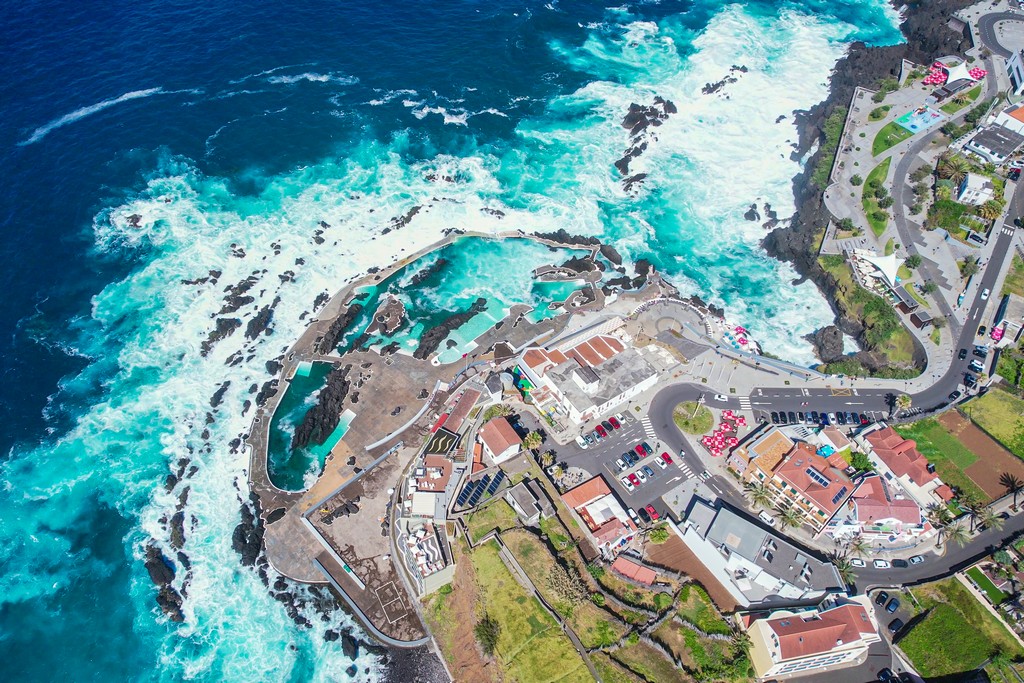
[751, 442, 854, 533]
[611, 557, 657, 586]
[477, 417, 522, 464]
[561, 476, 636, 557]
[856, 424, 955, 509]
[826, 474, 928, 542]
[746, 596, 881, 678]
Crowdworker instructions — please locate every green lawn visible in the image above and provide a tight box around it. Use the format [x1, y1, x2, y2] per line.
[863, 157, 893, 237]
[884, 237, 895, 255]
[465, 499, 520, 543]
[673, 401, 713, 435]
[612, 642, 695, 683]
[966, 566, 1008, 605]
[895, 419, 988, 502]
[940, 85, 982, 115]
[963, 389, 1024, 458]
[873, 121, 914, 156]
[1004, 254, 1024, 298]
[677, 584, 732, 635]
[469, 541, 592, 683]
[904, 578, 1023, 677]
[904, 283, 930, 308]
[930, 327, 941, 346]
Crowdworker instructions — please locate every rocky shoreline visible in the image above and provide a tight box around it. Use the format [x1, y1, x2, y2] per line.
[764, 0, 975, 371]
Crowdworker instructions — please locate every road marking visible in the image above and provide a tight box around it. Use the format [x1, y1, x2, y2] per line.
[737, 396, 752, 410]
[669, 476, 682, 483]
[830, 387, 852, 396]
[640, 416, 656, 439]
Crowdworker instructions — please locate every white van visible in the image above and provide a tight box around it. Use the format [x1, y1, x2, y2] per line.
[758, 511, 777, 527]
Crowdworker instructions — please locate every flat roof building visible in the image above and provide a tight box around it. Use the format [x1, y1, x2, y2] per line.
[965, 125, 1024, 163]
[504, 478, 554, 526]
[957, 173, 996, 206]
[561, 476, 637, 557]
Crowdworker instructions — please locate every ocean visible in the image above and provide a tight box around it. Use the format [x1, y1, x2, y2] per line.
[0, 1, 903, 680]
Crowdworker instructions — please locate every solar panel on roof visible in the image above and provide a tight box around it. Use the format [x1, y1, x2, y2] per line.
[468, 475, 491, 506]
[486, 471, 505, 495]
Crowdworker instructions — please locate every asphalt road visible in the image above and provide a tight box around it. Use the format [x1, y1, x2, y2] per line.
[976, 11, 1022, 57]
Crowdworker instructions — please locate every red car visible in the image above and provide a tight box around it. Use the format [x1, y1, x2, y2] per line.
[634, 444, 646, 457]
[628, 473, 641, 487]
[660, 452, 674, 465]
[645, 504, 659, 521]
[595, 424, 607, 438]
[608, 416, 621, 430]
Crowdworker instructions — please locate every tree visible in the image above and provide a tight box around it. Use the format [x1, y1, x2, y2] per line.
[922, 281, 938, 294]
[933, 315, 947, 330]
[995, 549, 1014, 566]
[944, 521, 971, 548]
[952, 90, 971, 105]
[895, 394, 912, 412]
[483, 403, 513, 421]
[1001, 472, 1023, 508]
[910, 166, 932, 183]
[978, 199, 1004, 220]
[829, 553, 858, 586]
[474, 614, 501, 655]
[878, 196, 895, 209]
[963, 496, 985, 532]
[960, 257, 980, 279]
[522, 431, 542, 451]
[910, 203, 923, 215]
[745, 481, 774, 510]
[850, 452, 874, 472]
[837, 217, 855, 231]
[851, 174, 863, 186]
[776, 505, 803, 530]
[732, 631, 753, 657]
[551, 464, 564, 480]
[874, 185, 890, 200]
[977, 507, 1004, 532]
[649, 525, 670, 544]
[848, 534, 870, 558]
[539, 451, 555, 468]
[905, 254, 922, 269]
[938, 153, 972, 185]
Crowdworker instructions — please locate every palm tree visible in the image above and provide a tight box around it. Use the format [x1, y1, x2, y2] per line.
[776, 505, 803, 530]
[977, 200, 1004, 221]
[977, 507, 1005, 532]
[938, 153, 972, 185]
[962, 496, 985, 532]
[847, 534, 870, 559]
[539, 451, 555, 468]
[830, 554, 858, 587]
[895, 394, 912, 412]
[522, 430, 543, 451]
[492, 403, 513, 418]
[952, 90, 971, 105]
[944, 522, 971, 548]
[731, 631, 753, 658]
[1001, 472, 1023, 509]
[745, 481, 774, 510]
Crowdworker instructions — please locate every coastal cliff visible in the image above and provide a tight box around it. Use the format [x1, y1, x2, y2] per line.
[765, 0, 974, 372]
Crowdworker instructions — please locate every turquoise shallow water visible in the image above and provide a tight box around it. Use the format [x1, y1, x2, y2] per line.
[0, 1, 904, 680]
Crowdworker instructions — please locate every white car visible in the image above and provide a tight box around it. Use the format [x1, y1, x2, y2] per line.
[713, 394, 729, 402]
[850, 558, 866, 567]
[909, 555, 925, 565]
[620, 476, 635, 492]
[575, 435, 589, 449]
[873, 559, 891, 569]
[615, 412, 631, 425]
[626, 508, 640, 524]
[981, 288, 990, 301]
[636, 469, 648, 483]
[757, 511, 776, 527]
[654, 457, 668, 470]
[614, 458, 627, 472]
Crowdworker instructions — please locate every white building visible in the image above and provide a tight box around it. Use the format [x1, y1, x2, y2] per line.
[957, 173, 995, 206]
[515, 322, 659, 425]
[477, 417, 522, 464]
[854, 424, 955, 510]
[965, 125, 1024, 164]
[1008, 50, 1024, 96]
[993, 102, 1024, 135]
[826, 473, 930, 543]
[745, 595, 881, 679]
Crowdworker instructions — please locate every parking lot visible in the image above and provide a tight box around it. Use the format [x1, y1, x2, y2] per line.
[556, 409, 706, 519]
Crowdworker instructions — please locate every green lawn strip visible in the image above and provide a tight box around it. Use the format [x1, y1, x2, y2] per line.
[895, 419, 987, 501]
[863, 157, 893, 236]
[966, 566, 1009, 605]
[905, 578, 1023, 677]
[930, 327, 941, 346]
[673, 401, 713, 434]
[873, 122, 913, 156]
[904, 283, 930, 308]
[677, 584, 732, 635]
[963, 389, 1024, 458]
[884, 237, 895, 255]
[1003, 254, 1024, 297]
[465, 499, 520, 543]
[939, 86, 982, 115]
[502, 529, 627, 648]
[469, 541, 591, 683]
[611, 642, 695, 683]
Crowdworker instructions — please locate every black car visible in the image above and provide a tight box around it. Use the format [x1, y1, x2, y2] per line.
[886, 597, 901, 613]
[965, 373, 978, 387]
[601, 420, 614, 433]
[624, 452, 638, 466]
[770, 411, 780, 424]
[878, 668, 896, 682]
[811, 411, 820, 422]
[637, 506, 651, 524]
[1010, 168, 1021, 181]
[875, 591, 889, 606]
[888, 618, 905, 634]
[959, 348, 968, 360]
[787, 411, 797, 424]
[974, 346, 989, 358]
[979, 325, 987, 336]
[893, 558, 908, 568]
[850, 412, 861, 424]
[778, 412, 788, 424]
[948, 390, 962, 402]
[836, 412, 847, 425]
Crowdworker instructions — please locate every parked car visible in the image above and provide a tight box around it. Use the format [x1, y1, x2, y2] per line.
[974, 345, 989, 358]
[861, 414, 869, 425]
[654, 456, 668, 470]
[777, 412, 788, 424]
[713, 394, 729, 402]
[634, 444, 646, 457]
[660, 452, 674, 465]
[614, 458, 627, 472]
[615, 412, 630, 425]
[873, 559, 891, 569]
[805, 411, 814, 423]
[635, 468, 648, 483]
[875, 591, 889, 606]
[827, 412, 838, 424]
[1010, 168, 1021, 181]
[965, 373, 978, 388]
[641, 441, 653, 455]
[850, 412, 860, 424]
[758, 511, 776, 527]
[970, 233, 985, 245]
[893, 559, 908, 569]
[850, 558, 866, 567]
[770, 411, 780, 424]
[595, 424, 607, 438]
[601, 420, 614, 433]
[978, 325, 987, 336]
[785, 411, 795, 424]
[836, 412, 847, 425]
[886, 598, 900, 613]
[637, 506, 651, 524]
[623, 452, 637, 466]
[583, 433, 595, 447]
[909, 555, 925, 565]
[888, 618, 905, 634]
[969, 359, 984, 373]
[608, 416, 621, 430]
[628, 473, 640, 488]
[626, 507, 639, 524]
[575, 435, 589, 449]
[948, 390, 962, 402]
[645, 504, 660, 521]
[878, 667, 896, 682]
[982, 288, 991, 301]
[621, 476, 635, 492]
[810, 411, 820, 422]
[958, 348, 968, 360]
[642, 465, 655, 479]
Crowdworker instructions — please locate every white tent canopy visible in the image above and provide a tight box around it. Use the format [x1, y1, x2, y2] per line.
[854, 250, 901, 289]
[943, 61, 975, 84]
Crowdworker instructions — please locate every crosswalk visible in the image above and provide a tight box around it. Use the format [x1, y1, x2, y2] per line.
[677, 460, 695, 479]
[737, 396, 752, 410]
[640, 415, 656, 440]
[1000, 225, 1016, 237]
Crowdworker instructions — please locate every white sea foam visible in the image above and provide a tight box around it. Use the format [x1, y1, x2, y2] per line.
[266, 72, 359, 85]
[19, 87, 166, 146]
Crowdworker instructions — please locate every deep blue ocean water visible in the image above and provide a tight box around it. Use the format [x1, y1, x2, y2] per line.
[0, 1, 903, 680]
